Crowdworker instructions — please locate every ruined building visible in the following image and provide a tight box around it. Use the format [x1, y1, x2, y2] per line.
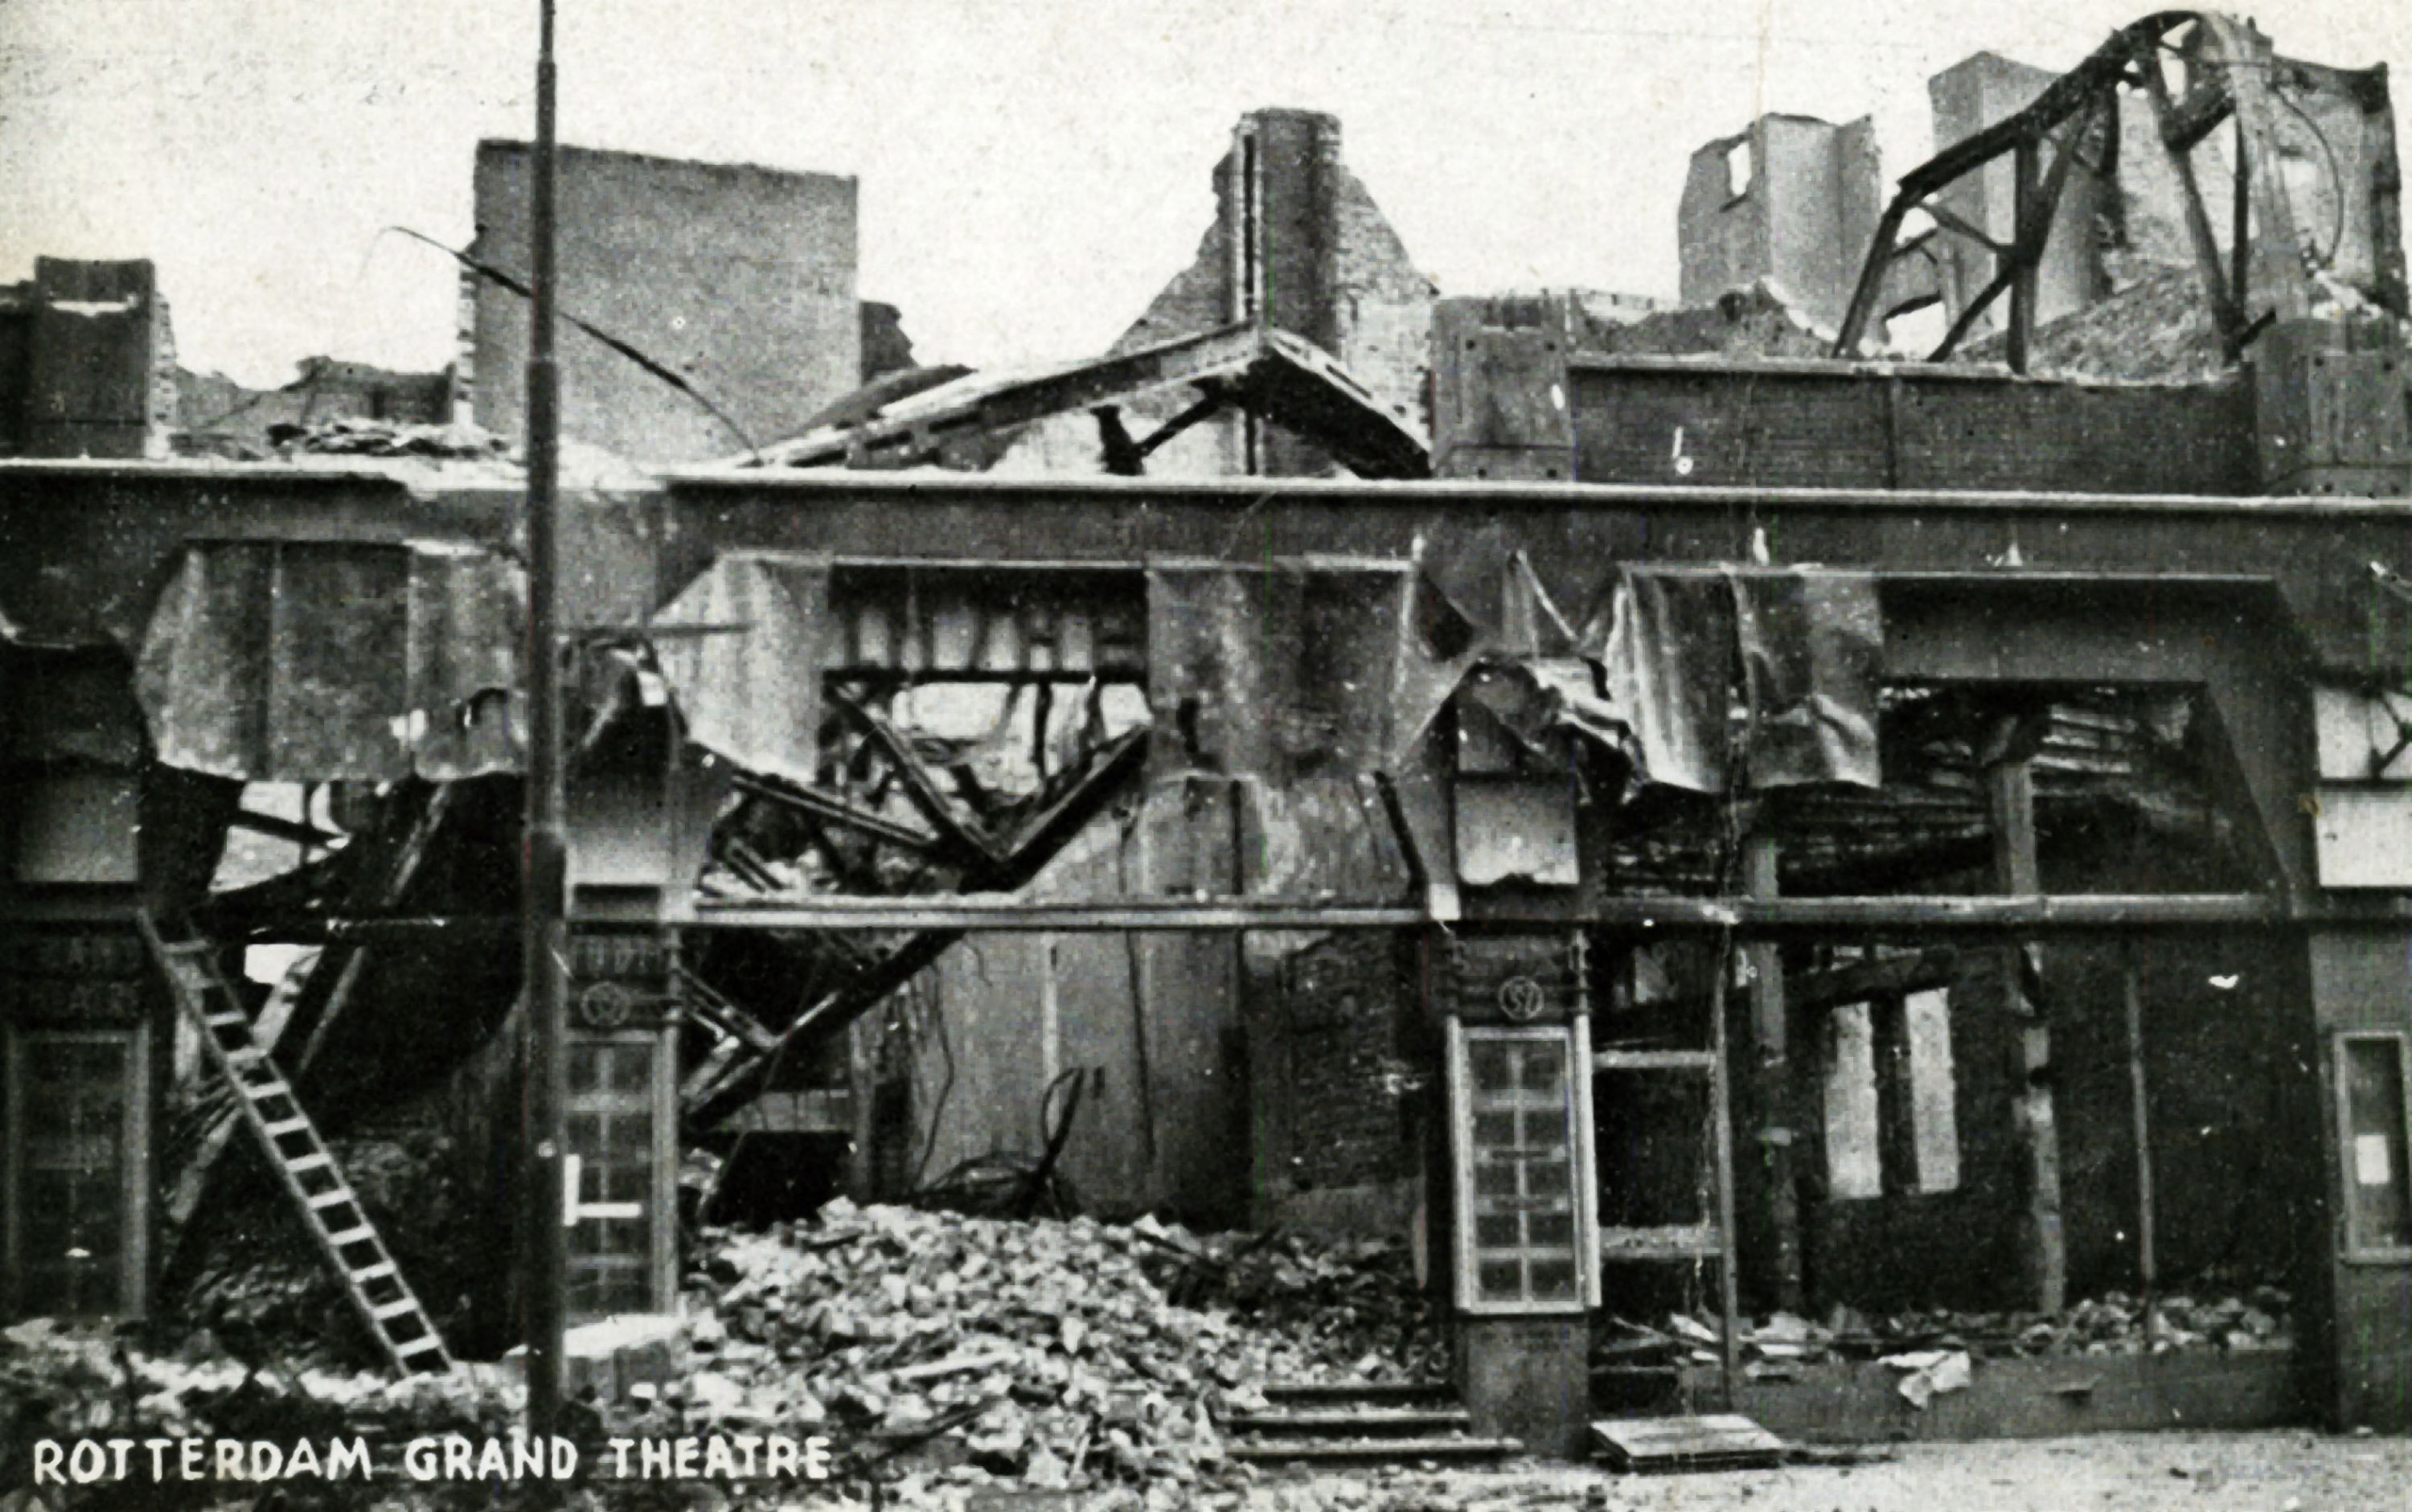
[0, 257, 177, 460]
[2, 5, 2411, 1469]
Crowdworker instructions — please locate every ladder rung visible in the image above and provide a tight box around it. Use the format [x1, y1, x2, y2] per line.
[351, 1262, 397, 1285]
[162, 940, 215, 957]
[306, 1187, 357, 1210]
[285, 1153, 333, 1174]
[326, 1227, 377, 1248]
[240, 1075, 289, 1096]
[372, 1299, 424, 1321]
[264, 1118, 311, 1138]
[205, 1012, 250, 1029]
[396, 1336, 447, 1357]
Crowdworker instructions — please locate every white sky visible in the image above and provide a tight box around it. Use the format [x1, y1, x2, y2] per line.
[2, 0, 2405, 389]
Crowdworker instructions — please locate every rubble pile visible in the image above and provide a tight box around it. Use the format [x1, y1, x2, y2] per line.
[267, 416, 514, 459]
[1608, 1285, 2295, 1379]
[656, 1203, 1438, 1492]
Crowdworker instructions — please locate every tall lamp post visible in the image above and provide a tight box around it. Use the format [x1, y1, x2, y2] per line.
[522, 0, 569, 1440]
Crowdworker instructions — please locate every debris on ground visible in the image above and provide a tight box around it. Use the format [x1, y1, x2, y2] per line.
[1605, 1286, 2294, 1381]
[649, 1202, 1443, 1498]
[0, 1316, 517, 1481]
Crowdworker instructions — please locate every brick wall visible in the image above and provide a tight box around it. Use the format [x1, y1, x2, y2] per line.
[1256, 931, 1416, 1194]
[1016, 109, 1434, 479]
[1678, 115, 1882, 334]
[466, 141, 859, 463]
[1570, 363, 2258, 494]
[6, 259, 173, 460]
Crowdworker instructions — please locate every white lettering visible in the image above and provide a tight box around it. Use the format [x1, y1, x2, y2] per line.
[180, 1440, 204, 1480]
[327, 1439, 371, 1481]
[732, 1435, 761, 1476]
[704, 1438, 736, 1479]
[803, 1436, 832, 1480]
[552, 1438, 578, 1479]
[608, 1439, 634, 1477]
[68, 1441, 105, 1484]
[674, 1438, 699, 1479]
[214, 1440, 244, 1481]
[248, 1443, 282, 1481]
[144, 1440, 174, 1480]
[766, 1437, 798, 1479]
[31, 1441, 63, 1485]
[404, 1440, 440, 1480]
[105, 1440, 133, 1480]
[639, 1439, 671, 1477]
[285, 1440, 322, 1479]
[442, 1436, 474, 1479]
[474, 1439, 508, 1479]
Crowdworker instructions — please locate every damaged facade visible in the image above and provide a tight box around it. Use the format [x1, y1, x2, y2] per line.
[5, 6, 2412, 1473]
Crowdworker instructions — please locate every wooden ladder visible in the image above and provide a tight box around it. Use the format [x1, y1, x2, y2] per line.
[1593, 1026, 1743, 1407]
[139, 915, 453, 1376]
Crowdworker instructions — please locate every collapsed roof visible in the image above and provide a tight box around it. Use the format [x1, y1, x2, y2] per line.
[728, 321, 1431, 481]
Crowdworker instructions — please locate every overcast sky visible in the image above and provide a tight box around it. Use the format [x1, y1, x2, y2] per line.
[2, 0, 2405, 389]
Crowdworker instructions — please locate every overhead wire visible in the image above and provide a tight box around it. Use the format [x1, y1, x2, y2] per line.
[381, 225, 764, 460]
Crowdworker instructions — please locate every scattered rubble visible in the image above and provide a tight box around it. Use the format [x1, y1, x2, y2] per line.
[267, 416, 513, 459]
[0, 1317, 517, 1480]
[646, 1203, 1442, 1496]
[1602, 1287, 2294, 1383]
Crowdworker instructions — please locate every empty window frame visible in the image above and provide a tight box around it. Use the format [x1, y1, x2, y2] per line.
[565, 1032, 676, 1318]
[5, 1026, 149, 1319]
[2336, 1032, 2412, 1260]
[1448, 1021, 1598, 1313]
[1725, 138, 1754, 201]
[1823, 988, 1959, 1200]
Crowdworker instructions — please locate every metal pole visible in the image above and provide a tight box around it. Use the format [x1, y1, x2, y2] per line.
[2123, 948, 2158, 1346]
[521, 0, 569, 1440]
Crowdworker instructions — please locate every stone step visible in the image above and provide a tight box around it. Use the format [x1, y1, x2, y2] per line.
[1226, 1435, 1522, 1466]
[1222, 1407, 1472, 1438]
[1258, 1380, 1455, 1408]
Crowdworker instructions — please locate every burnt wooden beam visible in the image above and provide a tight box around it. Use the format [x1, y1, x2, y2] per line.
[1990, 741, 2067, 1313]
[165, 783, 457, 1252]
[1644, 944, 1963, 1024]
[686, 723, 1152, 1131]
[732, 769, 941, 854]
[694, 891, 2277, 933]
[2008, 137, 2042, 373]
[228, 808, 346, 850]
[2143, 49, 2249, 350]
[829, 690, 1004, 869]
[1744, 830, 1803, 1314]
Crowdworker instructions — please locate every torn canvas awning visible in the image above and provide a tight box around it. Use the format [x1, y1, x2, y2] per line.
[1394, 539, 1884, 793]
[1588, 566, 1883, 792]
[134, 540, 524, 781]
[648, 552, 831, 786]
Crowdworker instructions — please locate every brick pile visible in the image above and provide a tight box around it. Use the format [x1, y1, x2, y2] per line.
[652, 1203, 1439, 1498]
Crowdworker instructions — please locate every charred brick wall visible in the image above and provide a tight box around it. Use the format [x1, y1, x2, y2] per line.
[1269, 932, 1413, 1191]
[1571, 363, 2258, 494]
